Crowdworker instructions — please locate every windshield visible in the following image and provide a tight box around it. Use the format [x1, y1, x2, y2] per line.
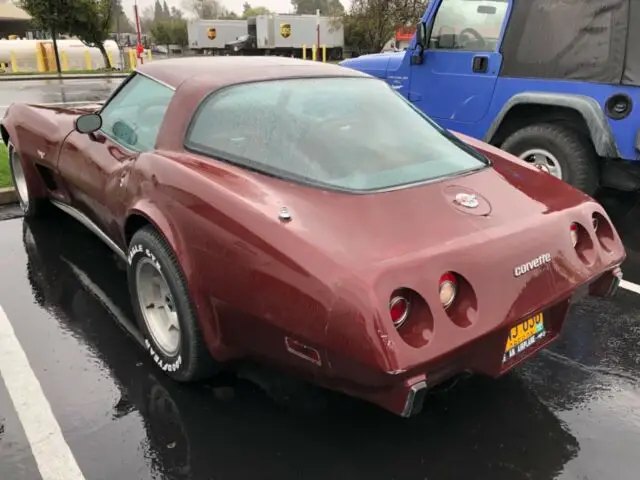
[185, 77, 488, 192]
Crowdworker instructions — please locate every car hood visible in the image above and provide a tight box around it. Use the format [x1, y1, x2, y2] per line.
[340, 52, 404, 79]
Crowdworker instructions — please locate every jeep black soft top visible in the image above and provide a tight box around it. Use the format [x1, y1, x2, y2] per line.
[500, 0, 639, 86]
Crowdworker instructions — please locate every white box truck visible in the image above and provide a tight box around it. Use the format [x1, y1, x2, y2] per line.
[226, 14, 344, 60]
[188, 19, 247, 54]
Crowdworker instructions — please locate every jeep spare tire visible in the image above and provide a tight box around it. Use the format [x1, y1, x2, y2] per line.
[501, 123, 599, 196]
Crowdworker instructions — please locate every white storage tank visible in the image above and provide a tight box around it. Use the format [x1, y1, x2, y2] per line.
[0, 39, 123, 73]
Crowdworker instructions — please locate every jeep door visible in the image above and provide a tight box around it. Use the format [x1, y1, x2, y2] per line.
[409, 0, 510, 131]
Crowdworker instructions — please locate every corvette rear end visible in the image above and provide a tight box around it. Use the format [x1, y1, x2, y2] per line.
[288, 149, 625, 417]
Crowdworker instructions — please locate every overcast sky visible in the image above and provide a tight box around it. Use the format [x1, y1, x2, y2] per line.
[121, 0, 351, 17]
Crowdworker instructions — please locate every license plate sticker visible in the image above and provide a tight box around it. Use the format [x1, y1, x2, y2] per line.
[503, 313, 546, 364]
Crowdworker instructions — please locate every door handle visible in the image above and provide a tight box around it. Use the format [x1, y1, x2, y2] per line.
[472, 55, 489, 73]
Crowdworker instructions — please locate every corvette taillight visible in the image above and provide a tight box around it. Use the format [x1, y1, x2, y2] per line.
[390, 296, 410, 328]
[439, 272, 458, 309]
[570, 223, 579, 248]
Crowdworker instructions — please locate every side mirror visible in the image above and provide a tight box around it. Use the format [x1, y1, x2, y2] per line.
[411, 22, 429, 65]
[75, 113, 102, 134]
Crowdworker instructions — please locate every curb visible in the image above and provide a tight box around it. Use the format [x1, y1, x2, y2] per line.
[0, 187, 17, 205]
[0, 73, 130, 81]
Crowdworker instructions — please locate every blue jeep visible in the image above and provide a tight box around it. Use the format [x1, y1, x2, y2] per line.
[340, 0, 640, 195]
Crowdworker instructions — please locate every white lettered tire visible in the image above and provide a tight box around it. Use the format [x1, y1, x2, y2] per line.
[127, 226, 215, 381]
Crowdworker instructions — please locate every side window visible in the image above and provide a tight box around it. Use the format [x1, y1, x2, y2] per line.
[99, 74, 174, 152]
[429, 0, 509, 52]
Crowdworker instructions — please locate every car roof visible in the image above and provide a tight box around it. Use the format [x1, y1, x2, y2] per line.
[136, 56, 371, 90]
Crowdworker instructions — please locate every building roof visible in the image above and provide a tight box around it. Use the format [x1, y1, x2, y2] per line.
[0, 1, 31, 21]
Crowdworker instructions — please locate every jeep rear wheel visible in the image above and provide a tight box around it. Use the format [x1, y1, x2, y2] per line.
[500, 123, 599, 195]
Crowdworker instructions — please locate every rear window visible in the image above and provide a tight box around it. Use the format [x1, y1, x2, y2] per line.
[185, 77, 488, 192]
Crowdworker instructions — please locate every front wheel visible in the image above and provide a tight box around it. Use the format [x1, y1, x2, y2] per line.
[8, 142, 47, 217]
[128, 226, 215, 382]
[500, 123, 599, 195]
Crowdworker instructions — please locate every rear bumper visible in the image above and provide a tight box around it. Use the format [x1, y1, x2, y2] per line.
[332, 265, 624, 418]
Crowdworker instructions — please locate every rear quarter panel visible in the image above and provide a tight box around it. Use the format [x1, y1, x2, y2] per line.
[124, 151, 348, 373]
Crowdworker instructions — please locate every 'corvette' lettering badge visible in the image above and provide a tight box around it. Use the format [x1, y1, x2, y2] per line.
[514, 253, 552, 277]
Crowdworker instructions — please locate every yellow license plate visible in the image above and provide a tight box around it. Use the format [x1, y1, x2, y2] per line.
[503, 313, 546, 364]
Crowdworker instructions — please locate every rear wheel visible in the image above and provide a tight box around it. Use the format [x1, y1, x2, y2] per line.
[500, 123, 599, 195]
[8, 142, 47, 218]
[128, 226, 215, 382]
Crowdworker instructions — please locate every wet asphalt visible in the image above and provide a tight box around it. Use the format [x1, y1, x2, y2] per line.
[1, 81, 640, 480]
[0, 78, 122, 118]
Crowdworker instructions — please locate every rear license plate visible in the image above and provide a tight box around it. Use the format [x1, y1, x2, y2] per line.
[502, 313, 546, 364]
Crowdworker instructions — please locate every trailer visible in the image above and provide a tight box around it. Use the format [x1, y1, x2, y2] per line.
[228, 14, 344, 60]
[188, 19, 247, 54]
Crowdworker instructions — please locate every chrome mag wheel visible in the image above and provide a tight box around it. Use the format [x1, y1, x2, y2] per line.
[10, 147, 30, 211]
[519, 148, 563, 179]
[135, 256, 181, 357]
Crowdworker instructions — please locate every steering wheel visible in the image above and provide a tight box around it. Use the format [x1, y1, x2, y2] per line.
[458, 28, 486, 50]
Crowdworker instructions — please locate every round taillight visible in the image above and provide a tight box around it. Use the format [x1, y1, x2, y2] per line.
[439, 272, 458, 309]
[389, 296, 410, 328]
[570, 223, 579, 247]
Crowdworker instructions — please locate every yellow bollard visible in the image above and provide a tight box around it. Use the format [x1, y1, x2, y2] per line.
[312, 44, 317, 61]
[10, 50, 17, 73]
[60, 51, 68, 71]
[84, 50, 92, 70]
[322, 45, 327, 63]
[302, 44, 307, 60]
[146, 50, 152, 62]
[108, 52, 114, 69]
[128, 49, 136, 69]
[35, 47, 45, 72]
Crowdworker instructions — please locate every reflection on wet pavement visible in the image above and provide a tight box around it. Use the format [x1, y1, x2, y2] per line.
[0, 209, 634, 480]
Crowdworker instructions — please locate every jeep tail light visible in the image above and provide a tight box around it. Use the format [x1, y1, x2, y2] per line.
[439, 272, 458, 309]
[570, 223, 579, 247]
[390, 296, 410, 328]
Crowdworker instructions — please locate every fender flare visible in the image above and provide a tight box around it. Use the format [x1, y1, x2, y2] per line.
[483, 92, 620, 158]
[124, 201, 187, 267]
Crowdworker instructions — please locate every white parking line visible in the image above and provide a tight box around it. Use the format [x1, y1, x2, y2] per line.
[0, 304, 86, 480]
[620, 280, 640, 295]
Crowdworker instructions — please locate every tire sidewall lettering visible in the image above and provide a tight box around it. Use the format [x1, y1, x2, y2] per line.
[131, 242, 180, 373]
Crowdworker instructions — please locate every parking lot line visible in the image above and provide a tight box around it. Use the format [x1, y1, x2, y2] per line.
[620, 279, 640, 295]
[0, 304, 86, 480]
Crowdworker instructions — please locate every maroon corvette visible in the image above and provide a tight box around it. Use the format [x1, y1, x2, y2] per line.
[1, 57, 626, 416]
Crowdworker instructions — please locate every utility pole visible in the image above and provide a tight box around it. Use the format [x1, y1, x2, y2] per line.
[134, 0, 144, 65]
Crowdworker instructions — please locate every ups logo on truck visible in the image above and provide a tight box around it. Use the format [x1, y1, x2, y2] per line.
[207, 28, 217, 40]
[280, 23, 292, 38]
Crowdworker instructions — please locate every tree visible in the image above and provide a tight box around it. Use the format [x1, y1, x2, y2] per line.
[181, 0, 230, 19]
[66, 0, 115, 69]
[162, 0, 170, 19]
[18, 0, 69, 72]
[291, 0, 344, 15]
[154, 0, 164, 21]
[343, 0, 426, 54]
[150, 18, 188, 52]
[111, 0, 135, 33]
[242, 3, 270, 18]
